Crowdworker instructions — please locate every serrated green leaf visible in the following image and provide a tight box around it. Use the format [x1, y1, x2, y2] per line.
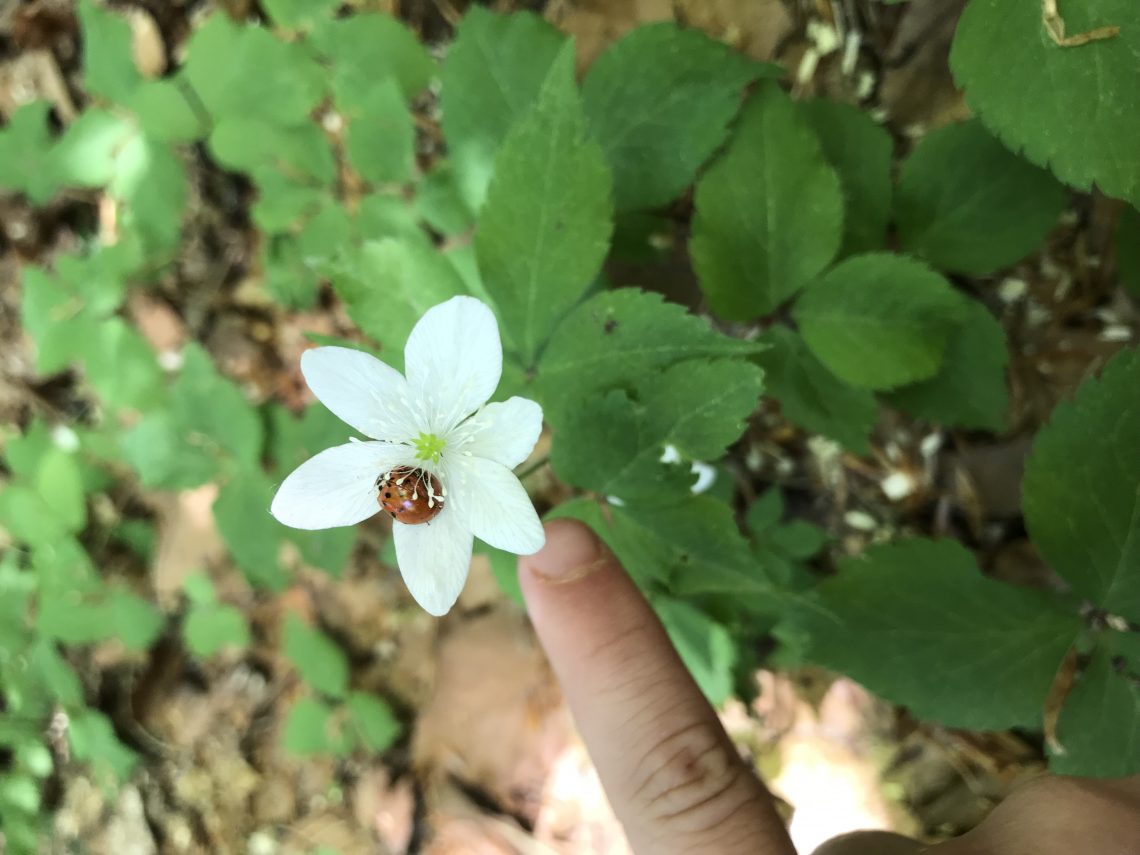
[656, 597, 736, 705]
[252, 167, 326, 233]
[1051, 638, 1140, 776]
[538, 288, 761, 424]
[331, 238, 467, 370]
[581, 22, 775, 212]
[184, 15, 325, 125]
[184, 605, 250, 657]
[767, 521, 825, 560]
[799, 99, 893, 257]
[310, 13, 434, 105]
[441, 7, 566, 209]
[214, 472, 287, 590]
[792, 253, 967, 390]
[549, 496, 768, 596]
[0, 101, 60, 203]
[795, 538, 1081, 729]
[339, 78, 415, 184]
[896, 120, 1065, 275]
[355, 194, 426, 245]
[756, 326, 878, 454]
[282, 696, 349, 757]
[475, 43, 613, 365]
[691, 83, 843, 320]
[1023, 347, 1140, 619]
[551, 360, 762, 503]
[110, 136, 188, 255]
[21, 266, 83, 375]
[1116, 206, 1140, 298]
[77, 0, 142, 103]
[951, 0, 1140, 207]
[346, 692, 402, 752]
[0, 774, 41, 815]
[284, 613, 349, 699]
[293, 527, 357, 577]
[887, 298, 1010, 430]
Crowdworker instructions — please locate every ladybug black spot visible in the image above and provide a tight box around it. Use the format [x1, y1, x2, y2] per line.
[384, 492, 391, 498]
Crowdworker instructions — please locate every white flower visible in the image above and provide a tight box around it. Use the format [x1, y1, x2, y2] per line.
[270, 296, 545, 616]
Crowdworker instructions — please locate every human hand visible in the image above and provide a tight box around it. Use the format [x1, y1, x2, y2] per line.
[518, 518, 1140, 855]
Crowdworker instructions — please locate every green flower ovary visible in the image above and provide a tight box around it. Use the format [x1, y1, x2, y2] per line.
[413, 432, 446, 464]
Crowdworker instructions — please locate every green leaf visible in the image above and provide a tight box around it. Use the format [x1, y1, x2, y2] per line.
[887, 299, 1010, 430]
[293, 527, 357, 578]
[111, 589, 164, 650]
[0, 487, 69, 547]
[346, 692, 402, 753]
[310, 13, 434, 104]
[49, 109, 134, 189]
[551, 360, 762, 503]
[950, 0, 1140, 207]
[1022, 347, 1140, 619]
[416, 164, 477, 236]
[538, 288, 761, 424]
[549, 496, 768, 596]
[795, 538, 1081, 729]
[126, 78, 207, 142]
[172, 345, 263, 468]
[0, 101, 60, 203]
[77, 0, 142, 103]
[745, 488, 785, 536]
[331, 238, 467, 371]
[691, 83, 843, 320]
[120, 413, 217, 490]
[581, 22, 775, 212]
[656, 597, 736, 705]
[184, 605, 250, 657]
[441, 6, 566, 209]
[339, 77, 415, 185]
[792, 253, 967, 390]
[68, 710, 138, 783]
[252, 167, 326, 233]
[33, 448, 86, 534]
[214, 472, 288, 590]
[183, 573, 217, 606]
[1051, 638, 1140, 776]
[210, 118, 335, 185]
[111, 136, 188, 255]
[799, 99, 893, 257]
[475, 43, 613, 365]
[184, 14, 325, 125]
[262, 0, 340, 29]
[895, 120, 1065, 275]
[83, 318, 166, 412]
[1116, 206, 1140, 298]
[756, 326, 878, 455]
[283, 696, 349, 757]
[284, 614, 350, 699]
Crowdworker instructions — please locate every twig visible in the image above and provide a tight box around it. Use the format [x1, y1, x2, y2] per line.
[1042, 0, 1120, 47]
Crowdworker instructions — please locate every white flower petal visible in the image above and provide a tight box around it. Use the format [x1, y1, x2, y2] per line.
[392, 506, 473, 616]
[301, 346, 421, 441]
[404, 296, 502, 435]
[447, 456, 545, 555]
[449, 397, 543, 469]
[270, 441, 413, 530]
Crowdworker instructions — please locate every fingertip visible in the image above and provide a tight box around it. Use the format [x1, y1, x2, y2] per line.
[519, 517, 607, 586]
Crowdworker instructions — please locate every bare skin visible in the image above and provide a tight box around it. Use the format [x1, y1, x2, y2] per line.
[518, 519, 1140, 855]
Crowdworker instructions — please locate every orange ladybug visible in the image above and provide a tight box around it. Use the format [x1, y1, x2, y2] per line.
[377, 466, 444, 524]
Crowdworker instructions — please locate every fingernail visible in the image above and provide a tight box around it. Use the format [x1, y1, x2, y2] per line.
[526, 518, 608, 584]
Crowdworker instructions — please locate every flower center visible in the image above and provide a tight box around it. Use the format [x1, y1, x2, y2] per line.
[413, 432, 446, 464]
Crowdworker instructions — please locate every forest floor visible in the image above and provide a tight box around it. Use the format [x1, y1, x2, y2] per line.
[1, 0, 1136, 853]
